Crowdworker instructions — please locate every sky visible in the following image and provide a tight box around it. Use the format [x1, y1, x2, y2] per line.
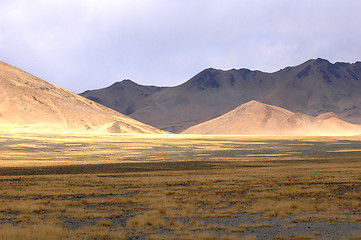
[1, 0, 361, 93]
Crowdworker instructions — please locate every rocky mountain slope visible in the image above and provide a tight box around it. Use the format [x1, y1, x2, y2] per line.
[182, 101, 361, 136]
[81, 58, 361, 133]
[0, 61, 165, 134]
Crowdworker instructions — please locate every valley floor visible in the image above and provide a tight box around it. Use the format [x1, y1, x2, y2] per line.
[0, 132, 360, 239]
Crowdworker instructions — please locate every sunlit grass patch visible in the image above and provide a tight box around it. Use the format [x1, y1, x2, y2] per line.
[0, 222, 68, 240]
[0, 133, 360, 238]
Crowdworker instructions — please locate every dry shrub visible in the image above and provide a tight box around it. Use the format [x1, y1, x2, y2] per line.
[351, 233, 361, 239]
[149, 195, 178, 216]
[164, 219, 187, 231]
[65, 207, 87, 220]
[72, 225, 126, 240]
[111, 210, 124, 217]
[127, 210, 165, 229]
[229, 227, 245, 232]
[276, 236, 290, 240]
[248, 199, 330, 218]
[0, 200, 51, 214]
[96, 219, 112, 226]
[206, 224, 227, 230]
[349, 215, 361, 223]
[221, 234, 244, 240]
[288, 234, 315, 239]
[281, 223, 297, 229]
[0, 223, 68, 240]
[292, 215, 317, 223]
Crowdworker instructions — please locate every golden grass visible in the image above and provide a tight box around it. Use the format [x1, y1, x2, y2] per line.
[0, 223, 68, 240]
[0, 132, 360, 239]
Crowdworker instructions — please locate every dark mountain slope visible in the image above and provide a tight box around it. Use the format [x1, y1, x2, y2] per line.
[262, 58, 361, 118]
[80, 80, 165, 115]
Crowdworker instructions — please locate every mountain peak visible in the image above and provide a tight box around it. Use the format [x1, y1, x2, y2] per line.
[313, 58, 331, 65]
[242, 100, 263, 107]
[110, 79, 138, 87]
[121, 79, 136, 84]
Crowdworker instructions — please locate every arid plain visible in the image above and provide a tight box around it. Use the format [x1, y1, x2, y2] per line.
[0, 130, 360, 240]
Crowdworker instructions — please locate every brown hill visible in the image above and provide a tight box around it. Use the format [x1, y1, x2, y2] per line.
[80, 80, 165, 115]
[81, 58, 361, 133]
[182, 101, 361, 136]
[0, 61, 165, 134]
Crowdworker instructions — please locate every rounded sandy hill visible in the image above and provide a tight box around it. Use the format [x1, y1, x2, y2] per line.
[0, 61, 166, 134]
[182, 100, 361, 136]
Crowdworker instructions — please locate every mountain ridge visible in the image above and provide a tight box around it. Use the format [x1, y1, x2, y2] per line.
[81, 58, 361, 133]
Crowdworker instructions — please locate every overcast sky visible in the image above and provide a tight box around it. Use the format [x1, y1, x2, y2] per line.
[1, 0, 361, 93]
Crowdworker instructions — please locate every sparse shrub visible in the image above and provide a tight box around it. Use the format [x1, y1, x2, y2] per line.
[127, 211, 165, 229]
[0, 223, 68, 240]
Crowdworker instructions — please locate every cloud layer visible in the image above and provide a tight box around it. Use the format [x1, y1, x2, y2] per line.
[1, 0, 361, 92]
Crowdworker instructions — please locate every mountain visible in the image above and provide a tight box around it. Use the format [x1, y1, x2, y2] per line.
[80, 80, 165, 115]
[80, 58, 361, 133]
[0, 61, 165, 134]
[182, 101, 361, 136]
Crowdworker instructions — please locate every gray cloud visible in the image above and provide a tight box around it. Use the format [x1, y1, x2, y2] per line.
[1, 0, 361, 93]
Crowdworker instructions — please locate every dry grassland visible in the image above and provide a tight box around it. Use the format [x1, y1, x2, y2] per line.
[0, 131, 360, 239]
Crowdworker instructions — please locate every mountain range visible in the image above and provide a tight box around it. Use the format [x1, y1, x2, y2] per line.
[2, 58, 361, 136]
[80, 58, 361, 133]
[0, 61, 165, 134]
